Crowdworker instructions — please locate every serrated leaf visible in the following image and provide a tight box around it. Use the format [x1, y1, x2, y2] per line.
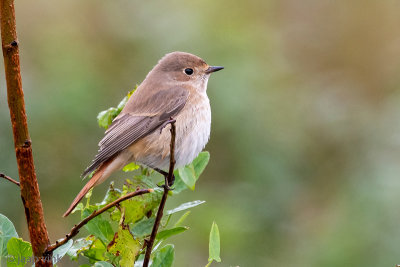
[122, 162, 140, 172]
[97, 107, 118, 129]
[208, 222, 221, 263]
[166, 200, 205, 215]
[98, 88, 136, 129]
[121, 191, 161, 224]
[192, 151, 210, 177]
[6, 237, 33, 267]
[52, 239, 73, 264]
[156, 227, 188, 241]
[130, 217, 155, 238]
[117, 88, 136, 111]
[151, 244, 174, 267]
[82, 208, 114, 244]
[0, 213, 18, 257]
[100, 182, 122, 205]
[107, 225, 140, 266]
[177, 165, 196, 190]
[67, 237, 93, 261]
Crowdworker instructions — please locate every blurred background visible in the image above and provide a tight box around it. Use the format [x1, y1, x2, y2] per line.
[1, 0, 400, 266]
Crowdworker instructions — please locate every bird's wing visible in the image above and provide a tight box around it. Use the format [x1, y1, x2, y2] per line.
[82, 87, 189, 177]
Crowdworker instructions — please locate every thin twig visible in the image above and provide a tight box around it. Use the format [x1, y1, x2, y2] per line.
[45, 188, 153, 255]
[0, 173, 20, 186]
[143, 120, 176, 267]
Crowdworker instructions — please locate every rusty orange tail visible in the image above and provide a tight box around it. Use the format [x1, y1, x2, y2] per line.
[63, 162, 109, 217]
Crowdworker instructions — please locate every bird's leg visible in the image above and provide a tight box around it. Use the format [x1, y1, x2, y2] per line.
[153, 168, 175, 190]
[159, 118, 177, 133]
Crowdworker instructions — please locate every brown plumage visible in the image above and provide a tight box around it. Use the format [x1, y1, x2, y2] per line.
[63, 52, 223, 217]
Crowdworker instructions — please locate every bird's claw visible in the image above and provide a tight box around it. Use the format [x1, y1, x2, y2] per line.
[159, 117, 176, 134]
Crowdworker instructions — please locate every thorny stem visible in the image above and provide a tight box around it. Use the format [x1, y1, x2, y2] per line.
[45, 188, 153, 254]
[143, 119, 176, 267]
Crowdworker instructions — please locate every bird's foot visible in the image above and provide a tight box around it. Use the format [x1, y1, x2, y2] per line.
[154, 168, 175, 190]
[159, 117, 176, 134]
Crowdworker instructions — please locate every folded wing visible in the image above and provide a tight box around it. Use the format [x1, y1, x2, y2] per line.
[82, 87, 189, 177]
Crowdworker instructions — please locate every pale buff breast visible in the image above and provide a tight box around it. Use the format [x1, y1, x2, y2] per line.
[126, 91, 211, 170]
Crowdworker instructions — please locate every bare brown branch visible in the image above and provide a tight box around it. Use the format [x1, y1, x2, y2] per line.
[143, 120, 176, 267]
[0, 173, 20, 186]
[0, 0, 52, 265]
[45, 188, 153, 254]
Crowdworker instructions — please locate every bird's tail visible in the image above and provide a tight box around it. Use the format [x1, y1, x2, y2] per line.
[63, 161, 110, 217]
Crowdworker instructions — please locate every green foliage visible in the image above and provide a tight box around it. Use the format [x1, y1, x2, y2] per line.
[207, 222, 221, 266]
[67, 158, 208, 266]
[0, 92, 220, 267]
[151, 244, 174, 267]
[0, 213, 18, 257]
[6, 237, 33, 267]
[97, 88, 136, 129]
[122, 162, 140, 172]
[52, 239, 73, 264]
[107, 224, 140, 266]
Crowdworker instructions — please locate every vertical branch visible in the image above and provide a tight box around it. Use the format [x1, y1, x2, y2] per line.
[143, 120, 176, 267]
[0, 0, 52, 266]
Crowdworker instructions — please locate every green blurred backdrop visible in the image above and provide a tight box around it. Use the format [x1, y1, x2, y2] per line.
[1, 1, 400, 266]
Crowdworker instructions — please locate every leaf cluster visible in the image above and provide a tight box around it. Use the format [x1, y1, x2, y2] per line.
[0, 90, 221, 267]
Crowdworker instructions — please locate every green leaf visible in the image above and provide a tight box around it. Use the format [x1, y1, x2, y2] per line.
[166, 200, 205, 215]
[0, 213, 18, 257]
[177, 165, 196, 190]
[156, 227, 188, 241]
[107, 225, 140, 266]
[117, 88, 136, 112]
[121, 190, 161, 224]
[173, 211, 191, 227]
[151, 244, 174, 267]
[52, 239, 73, 264]
[6, 237, 33, 267]
[97, 88, 136, 129]
[122, 162, 140, 172]
[130, 217, 155, 238]
[72, 203, 84, 214]
[170, 170, 189, 194]
[100, 182, 122, 205]
[192, 151, 210, 177]
[97, 107, 118, 129]
[82, 208, 114, 244]
[67, 237, 93, 261]
[83, 238, 107, 263]
[208, 222, 221, 263]
[94, 261, 114, 267]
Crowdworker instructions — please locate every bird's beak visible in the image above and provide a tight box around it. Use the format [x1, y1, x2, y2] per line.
[205, 66, 224, 74]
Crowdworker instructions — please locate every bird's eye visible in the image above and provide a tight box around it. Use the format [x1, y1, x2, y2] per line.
[184, 68, 194, 75]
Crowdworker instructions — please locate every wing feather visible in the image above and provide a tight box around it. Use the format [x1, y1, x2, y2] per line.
[82, 87, 188, 177]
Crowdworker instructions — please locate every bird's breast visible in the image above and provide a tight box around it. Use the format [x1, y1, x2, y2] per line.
[173, 94, 211, 168]
[130, 93, 211, 170]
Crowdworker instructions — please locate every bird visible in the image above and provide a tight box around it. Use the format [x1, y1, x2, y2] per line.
[63, 51, 223, 217]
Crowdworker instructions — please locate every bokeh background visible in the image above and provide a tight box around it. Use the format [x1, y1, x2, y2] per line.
[1, 1, 400, 266]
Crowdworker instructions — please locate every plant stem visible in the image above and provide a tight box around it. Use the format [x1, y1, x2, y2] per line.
[143, 120, 176, 267]
[0, 0, 52, 265]
[0, 173, 20, 186]
[45, 188, 153, 254]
